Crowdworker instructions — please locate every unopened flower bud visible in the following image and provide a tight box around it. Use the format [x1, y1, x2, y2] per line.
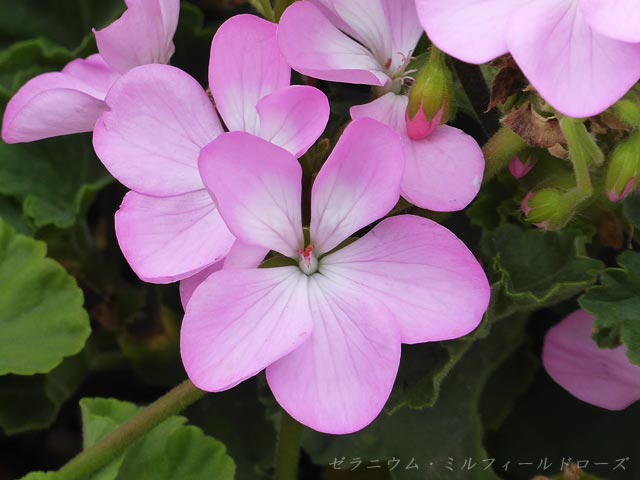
[508, 151, 537, 179]
[405, 47, 453, 140]
[521, 188, 575, 230]
[605, 131, 640, 202]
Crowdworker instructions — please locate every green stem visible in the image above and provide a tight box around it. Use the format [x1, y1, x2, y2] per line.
[248, 0, 275, 21]
[274, 412, 302, 480]
[57, 380, 205, 480]
[452, 60, 501, 139]
[274, 0, 292, 21]
[559, 118, 596, 202]
[482, 125, 527, 182]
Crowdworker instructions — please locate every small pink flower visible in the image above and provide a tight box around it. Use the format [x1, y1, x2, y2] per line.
[415, 0, 640, 117]
[2, 0, 180, 143]
[92, 15, 330, 283]
[279, 0, 485, 212]
[181, 118, 491, 434]
[543, 310, 640, 410]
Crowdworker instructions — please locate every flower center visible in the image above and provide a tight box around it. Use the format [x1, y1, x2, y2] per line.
[297, 245, 318, 275]
[377, 50, 416, 96]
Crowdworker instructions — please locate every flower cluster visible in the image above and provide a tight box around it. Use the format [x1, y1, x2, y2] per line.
[3, 0, 639, 434]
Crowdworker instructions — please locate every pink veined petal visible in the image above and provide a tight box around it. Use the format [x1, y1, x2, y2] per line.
[401, 125, 484, 211]
[179, 241, 268, 309]
[61, 54, 121, 95]
[93, 64, 223, 196]
[198, 132, 304, 257]
[257, 85, 330, 158]
[278, 1, 389, 86]
[1, 71, 108, 144]
[181, 267, 313, 392]
[543, 310, 640, 410]
[414, 0, 530, 64]
[114, 189, 235, 284]
[329, 0, 392, 67]
[351, 94, 484, 211]
[209, 14, 290, 135]
[94, 0, 179, 74]
[310, 118, 404, 255]
[321, 215, 490, 344]
[506, 0, 640, 118]
[381, 0, 424, 71]
[267, 272, 401, 434]
[579, 0, 640, 43]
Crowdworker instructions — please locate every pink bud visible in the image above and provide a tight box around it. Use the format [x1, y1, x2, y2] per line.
[405, 105, 443, 140]
[608, 178, 636, 202]
[509, 155, 535, 179]
[520, 191, 533, 216]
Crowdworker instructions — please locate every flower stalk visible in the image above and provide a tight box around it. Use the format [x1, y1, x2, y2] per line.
[274, 411, 303, 480]
[57, 380, 205, 480]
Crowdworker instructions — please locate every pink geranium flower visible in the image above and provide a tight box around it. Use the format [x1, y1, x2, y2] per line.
[92, 15, 329, 284]
[181, 117, 491, 434]
[543, 310, 640, 410]
[415, 0, 640, 118]
[2, 0, 180, 143]
[278, 0, 485, 212]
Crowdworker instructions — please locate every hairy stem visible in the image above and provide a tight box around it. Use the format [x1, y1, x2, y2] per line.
[482, 125, 527, 182]
[274, 412, 302, 480]
[559, 118, 596, 202]
[57, 380, 205, 480]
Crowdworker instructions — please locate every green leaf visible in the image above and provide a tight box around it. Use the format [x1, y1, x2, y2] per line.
[480, 224, 603, 319]
[20, 473, 64, 480]
[0, 354, 86, 435]
[0, 135, 112, 229]
[0, 0, 123, 50]
[303, 315, 528, 480]
[0, 194, 31, 235]
[79, 397, 235, 480]
[0, 219, 90, 375]
[579, 251, 640, 364]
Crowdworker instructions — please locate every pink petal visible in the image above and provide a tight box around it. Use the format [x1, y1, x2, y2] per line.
[351, 93, 484, 212]
[414, 0, 528, 64]
[267, 272, 401, 434]
[278, 1, 389, 86]
[310, 118, 404, 255]
[381, 0, 424, 70]
[506, 0, 640, 118]
[198, 132, 304, 257]
[321, 215, 490, 343]
[114, 189, 235, 284]
[93, 64, 223, 196]
[257, 85, 330, 158]
[543, 310, 640, 410]
[209, 14, 290, 134]
[2, 70, 108, 144]
[179, 241, 268, 309]
[181, 267, 312, 391]
[579, 0, 640, 43]
[61, 54, 121, 95]
[94, 0, 179, 74]
[329, 0, 393, 67]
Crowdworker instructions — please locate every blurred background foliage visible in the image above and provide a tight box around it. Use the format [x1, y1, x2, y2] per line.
[1, 1, 639, 479]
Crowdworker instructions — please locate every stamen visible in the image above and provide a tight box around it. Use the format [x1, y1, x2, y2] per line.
[297, 245, 318, 275]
